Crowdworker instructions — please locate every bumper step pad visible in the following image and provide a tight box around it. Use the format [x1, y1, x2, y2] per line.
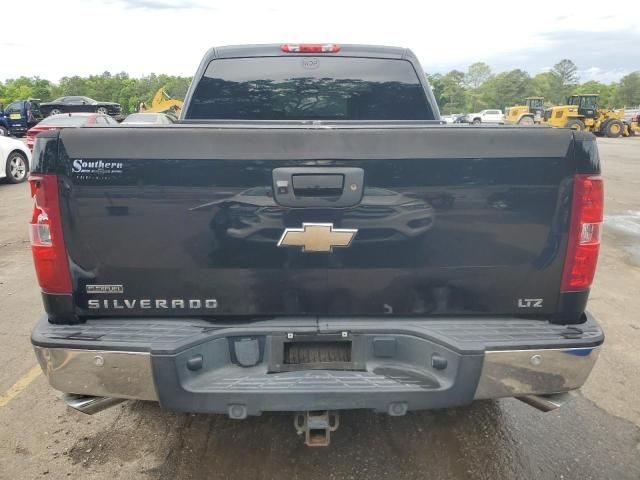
[194, 369, 437, 392]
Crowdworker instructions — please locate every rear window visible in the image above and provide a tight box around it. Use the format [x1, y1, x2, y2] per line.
[186, 57, 434, 121]
[38, 115, 89, 126]
[27, 101, 41, 113]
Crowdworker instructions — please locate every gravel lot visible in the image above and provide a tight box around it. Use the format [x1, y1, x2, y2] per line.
[1, 137, 639, 480]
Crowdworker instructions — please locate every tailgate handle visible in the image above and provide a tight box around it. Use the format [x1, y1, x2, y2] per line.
[273, 167, 364, 207]
[292, 174, 344, 197]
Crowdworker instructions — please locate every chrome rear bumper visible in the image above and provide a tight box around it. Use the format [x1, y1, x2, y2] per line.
[32, 315, 603, 414]
[34, 344, 600, 405]
[473, 347, 600, 399]
[34, 347, 158, 401]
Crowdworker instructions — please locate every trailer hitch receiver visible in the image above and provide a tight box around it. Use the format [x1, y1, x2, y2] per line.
[294, 411, 340, 447]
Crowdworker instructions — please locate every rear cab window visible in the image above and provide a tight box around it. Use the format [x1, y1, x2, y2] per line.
[27, 101, 42, 114]
[185, 56, 434, 121]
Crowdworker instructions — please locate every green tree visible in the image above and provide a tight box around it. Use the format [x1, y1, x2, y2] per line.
[615, 72, 640, 107]
[30, 78, 54, 101]
[426, 73, 444, 109]
[440, 70, 468, 114]
[0, 78, 34, 106]
[465, 62, 492, 89]
[480, 69, 532, 110]
[550, 59, 579, 102]
[531, 72, 558, 105]
[57, 76, 90, 96]
[465, 62, 492, 111]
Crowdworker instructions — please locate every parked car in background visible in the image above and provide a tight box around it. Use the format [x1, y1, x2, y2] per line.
[466, 109, 505, 124]
[39, 96, 121, 118]
[0, 135, 31, 183]
[121, 112, 175, 125]
[631, 113, 639, 135]
[623, 107, 639, 123]
[441, 113, 465, 124]
[0, 100, 43, 137]
[453, 113, 469, 124]
[26, 113, 118, 150]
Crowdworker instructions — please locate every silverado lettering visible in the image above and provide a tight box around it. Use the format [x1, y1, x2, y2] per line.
[29, 44, 604, 447]
[87, 299, 218, 309]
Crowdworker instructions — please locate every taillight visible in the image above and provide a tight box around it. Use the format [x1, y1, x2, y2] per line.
[561, 174, 603, 292]
[29, 174, 72, 294]
[281, 43, 341, 53]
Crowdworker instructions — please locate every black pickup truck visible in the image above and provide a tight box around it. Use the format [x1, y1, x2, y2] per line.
[30, 44, 604, 446]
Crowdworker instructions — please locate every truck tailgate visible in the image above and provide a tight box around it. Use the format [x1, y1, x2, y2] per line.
[53, 125, 575, 318]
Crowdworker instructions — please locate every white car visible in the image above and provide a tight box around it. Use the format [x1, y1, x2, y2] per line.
[466, 109, 505, 125]
[0, 136, 31, 184]
[441, 114, 463, 124]
[121, 113, 175, 125]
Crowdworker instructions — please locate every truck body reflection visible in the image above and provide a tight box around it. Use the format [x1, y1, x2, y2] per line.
[191, 186, 435, 245]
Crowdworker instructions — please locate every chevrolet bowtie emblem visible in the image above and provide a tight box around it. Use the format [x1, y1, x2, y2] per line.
[277, 223, 357, 253]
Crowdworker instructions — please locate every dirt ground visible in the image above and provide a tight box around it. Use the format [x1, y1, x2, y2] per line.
[1, 137, 639, 480]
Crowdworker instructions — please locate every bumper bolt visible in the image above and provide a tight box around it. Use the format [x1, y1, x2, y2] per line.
[388, 402, 408, 416]
[228, 404, 247, 420]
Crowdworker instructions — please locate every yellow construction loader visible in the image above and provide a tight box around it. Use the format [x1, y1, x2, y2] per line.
[629, 113, 639, 136]
[540, 94, 627, 138]
[505, 97, 544, 125]
[142, 88, 184, 117]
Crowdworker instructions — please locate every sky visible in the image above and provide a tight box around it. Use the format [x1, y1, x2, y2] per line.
[1, 0, 639, 83]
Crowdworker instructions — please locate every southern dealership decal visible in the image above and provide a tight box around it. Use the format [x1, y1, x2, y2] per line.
[71, 159, 123, 180]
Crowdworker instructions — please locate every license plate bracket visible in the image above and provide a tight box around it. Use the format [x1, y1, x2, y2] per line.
[268, 334, 365, 372]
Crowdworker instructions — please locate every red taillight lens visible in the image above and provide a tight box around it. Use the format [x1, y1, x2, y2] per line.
[281, 43, 341, 53]
[29, 174, 72, 294]
[561, 174, 604, 292]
